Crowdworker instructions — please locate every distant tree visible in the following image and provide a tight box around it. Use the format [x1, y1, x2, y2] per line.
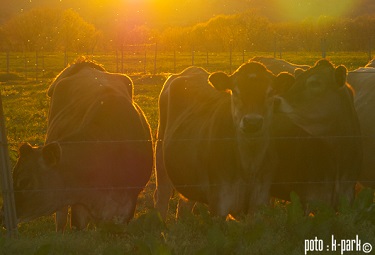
[0, 27, 11, 51]
[2, 8, 61, 51]
[59, 9, 99, 54]
[1, 7, 99, 55]
[239, 12, 273, 51]
[159, 27, 190, 51]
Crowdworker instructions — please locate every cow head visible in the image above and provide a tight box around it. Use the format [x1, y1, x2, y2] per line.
[274, 59, 353, 137]
[208, 61, 294, 135]
[283, 59, 348, 103]
[12, 142, 64, 223]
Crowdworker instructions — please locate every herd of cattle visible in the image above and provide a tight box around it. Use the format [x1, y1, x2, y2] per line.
[3, 56, 375, 231]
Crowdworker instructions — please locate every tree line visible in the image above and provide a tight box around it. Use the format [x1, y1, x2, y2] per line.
[1, 8, 375, 54]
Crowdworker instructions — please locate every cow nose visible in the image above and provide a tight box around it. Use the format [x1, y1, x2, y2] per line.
[241, 115, 264, 133]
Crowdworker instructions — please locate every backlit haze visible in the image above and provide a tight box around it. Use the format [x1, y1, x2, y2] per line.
[2, 0, 372, 29]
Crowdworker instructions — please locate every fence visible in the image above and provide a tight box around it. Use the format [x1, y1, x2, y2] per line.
[1, 47, 374, 82]
[0, 49, 262, 79]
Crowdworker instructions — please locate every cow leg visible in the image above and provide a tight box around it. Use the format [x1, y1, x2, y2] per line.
[55, 206, 68, 232]
[337, 181, 356, 208]
[71, 204, 90, 230]
[208, 180, 246, 218]
[249, 180, 272, 213]
[154, 140, 174, 220]
[176, 197, 196, 219]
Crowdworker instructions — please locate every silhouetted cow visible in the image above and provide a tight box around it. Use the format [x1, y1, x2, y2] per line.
[12, 58, 153, 231]
[251, 56, 309, 75]
[154, 63, 294, 219]
[348, 59, 375, 189]
[271, 59, 362, 209]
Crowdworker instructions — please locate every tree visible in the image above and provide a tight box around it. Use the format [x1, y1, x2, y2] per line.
[58, 9, 99, 54]
[2, 8, 61, 51]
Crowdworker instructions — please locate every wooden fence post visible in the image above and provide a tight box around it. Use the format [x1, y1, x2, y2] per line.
[6, 51, 9, 74]
[35, 50, 38, 82]
[368, 36, 372, 61]
[229, 41, 233, 73]
[174, 50, 176, 73]
[321, 38, 327, 58]
[144, 47, 147, 74]
[24, 52, 28, 80]
[154, 43, 157, 74]
[192, 47, 195, 66]
[0, 89, 18, 238]
[115, 50, 119, 73]
[121, 45, 124, 73]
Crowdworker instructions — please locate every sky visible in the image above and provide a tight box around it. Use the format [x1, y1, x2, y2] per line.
[1, 0, 374, 28]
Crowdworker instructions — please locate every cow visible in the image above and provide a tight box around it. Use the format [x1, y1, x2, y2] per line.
[347, 59, 375, 189]
[11, 58, 153, 231]
[154, 63, 295, 219]
[270, 59, 362, 210]
[251, 56, 310, 75]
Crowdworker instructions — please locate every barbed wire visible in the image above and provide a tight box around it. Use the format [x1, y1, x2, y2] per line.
[0, 178, 367, 195]
[0, 134, 370, 147]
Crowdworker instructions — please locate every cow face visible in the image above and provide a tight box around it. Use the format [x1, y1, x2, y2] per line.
[274, 60, 351, 137]
[12, 142, 64, 222]
[282, 59, 348, 106]
[209, 62, 294, 135]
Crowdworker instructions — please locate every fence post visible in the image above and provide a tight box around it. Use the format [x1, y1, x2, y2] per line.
[229, 42, 233, 73]
[41, 52, 45, 79]
[274, 35, 277, 58]
[64, 49, 68, 67]
[0, 89, 18, 238]
[6, 51, 10, 74]
[174, 50, 176, 73]
[115, 50, 119, 73]
[368, 36, 372, 61]
[35, 50, 38, 82]
[154, 43, 157, 74]
[321, 38, 327, 58]
[144, 47, 147, 74]
[24, 52, 28, 80]
[121, 45, 124, 73]
[192, 49, 195, 66]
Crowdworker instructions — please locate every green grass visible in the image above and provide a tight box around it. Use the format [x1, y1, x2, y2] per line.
[1, 52, 375, 254]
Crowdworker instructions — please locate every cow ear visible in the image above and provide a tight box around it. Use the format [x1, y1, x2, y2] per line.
[335, 65, 347, 87]
[19, 143, 34, 157]
[208, 72, 233, 91]
[42, 142, 61, 167]
[273, 72, 295, 95]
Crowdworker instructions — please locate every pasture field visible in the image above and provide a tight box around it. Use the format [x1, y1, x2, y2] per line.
[0, 52, 375, 254]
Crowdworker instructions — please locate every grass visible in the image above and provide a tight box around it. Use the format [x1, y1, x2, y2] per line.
[1, 51, 375, 254]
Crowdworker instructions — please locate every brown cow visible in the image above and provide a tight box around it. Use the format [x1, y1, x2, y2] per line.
[154, 63, 294, 219]
[12, 58, 153, 231]
[270, 59, 362, 209]
[251, 56, 309, 75]
[347, 59, 375, 189]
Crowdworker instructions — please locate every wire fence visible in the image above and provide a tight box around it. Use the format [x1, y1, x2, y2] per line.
[1, 48, 374, 237]
[0, 47, 374, 82]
